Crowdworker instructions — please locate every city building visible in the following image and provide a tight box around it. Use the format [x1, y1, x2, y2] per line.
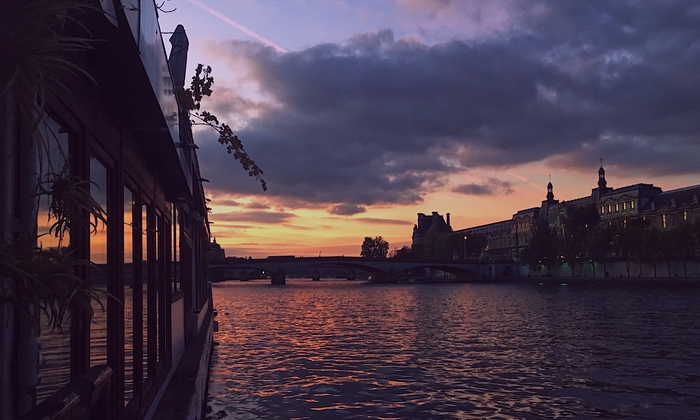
[208, 238, 226, 261]
[424, 166, 700, 262]
[2, 2, 214, 419]
[411, 211, 453, 246]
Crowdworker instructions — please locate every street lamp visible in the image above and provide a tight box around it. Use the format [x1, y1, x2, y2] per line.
[463, 235, 468, 260]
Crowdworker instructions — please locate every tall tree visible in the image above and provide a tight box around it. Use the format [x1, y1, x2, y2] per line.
[522, 218, 558, 275]
[560, 204, 601, 276]
[621, 218, 649, 277]
[674, 220, 699, 277]
[388, 245, 413, 260]
[360, 236, 389, 259]
[585, 224, 614, 277]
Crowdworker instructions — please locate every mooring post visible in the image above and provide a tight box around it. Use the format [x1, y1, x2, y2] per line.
[271, 268, 286, 285]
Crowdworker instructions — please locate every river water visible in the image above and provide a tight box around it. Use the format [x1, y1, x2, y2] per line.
[207, 279, 700, 419]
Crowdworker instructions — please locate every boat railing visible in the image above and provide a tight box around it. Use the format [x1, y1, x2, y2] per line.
[21, 365, 112, 420]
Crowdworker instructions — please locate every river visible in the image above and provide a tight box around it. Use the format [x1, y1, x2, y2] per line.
[207, 279, 700, 419]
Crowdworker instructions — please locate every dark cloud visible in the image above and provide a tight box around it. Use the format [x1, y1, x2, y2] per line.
[353, 218, 414, 225]
[244, 202, 270, 210]
[214, 199, 243, 207]
[200, 1, 700, 211]
[453, 178, 514, 196]
[329, 203, 366, 216]
[212, 211, 295, 224]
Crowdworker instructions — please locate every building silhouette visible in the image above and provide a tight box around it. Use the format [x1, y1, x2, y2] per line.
[419, 166, 700, 261]
[412, 211, 453, 246]
[208, 238, 226, 261]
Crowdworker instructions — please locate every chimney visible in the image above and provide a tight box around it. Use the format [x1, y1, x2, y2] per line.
[446, 212, 451, 227]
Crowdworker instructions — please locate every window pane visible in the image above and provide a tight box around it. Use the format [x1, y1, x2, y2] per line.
[173, 206, 179, 292]
[35, 115, 71, 403]
[154, 212, 160, 366]
[124, 187, 135, 405]
[36, 116, 70, 249]
[142, 203, 150, 380]
[90, 156, 108, 367]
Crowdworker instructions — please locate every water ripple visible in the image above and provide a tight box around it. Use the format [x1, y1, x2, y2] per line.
[208, 280, 700, 419]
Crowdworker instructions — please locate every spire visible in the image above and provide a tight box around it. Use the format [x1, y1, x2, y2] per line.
[598, 160, 608, 191]
[546, 175, 554, 203]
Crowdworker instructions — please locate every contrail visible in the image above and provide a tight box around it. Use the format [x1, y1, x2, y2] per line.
[187, 0, 288, 53]
[506, 171, 544, 192]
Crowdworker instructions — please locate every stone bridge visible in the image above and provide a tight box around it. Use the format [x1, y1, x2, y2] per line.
[209, 256, 522, 284]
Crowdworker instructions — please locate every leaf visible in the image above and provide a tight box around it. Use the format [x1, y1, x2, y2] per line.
[180, 64, 267, 191]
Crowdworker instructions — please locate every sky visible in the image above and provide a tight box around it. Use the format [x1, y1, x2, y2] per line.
[158, 0, 700, 258]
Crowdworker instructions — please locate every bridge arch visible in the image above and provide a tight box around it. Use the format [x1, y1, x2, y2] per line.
[210, 257, 490, 284]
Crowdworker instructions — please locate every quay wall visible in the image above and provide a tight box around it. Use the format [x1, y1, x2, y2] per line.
[518, 260, 700, 280]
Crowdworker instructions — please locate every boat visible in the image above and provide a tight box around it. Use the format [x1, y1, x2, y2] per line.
[1, 2, 214, 419]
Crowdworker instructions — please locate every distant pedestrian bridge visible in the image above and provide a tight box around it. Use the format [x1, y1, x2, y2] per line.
[208, 256, 520, 284]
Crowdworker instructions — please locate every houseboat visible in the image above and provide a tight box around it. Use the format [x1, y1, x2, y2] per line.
[1, 1, 215, 419]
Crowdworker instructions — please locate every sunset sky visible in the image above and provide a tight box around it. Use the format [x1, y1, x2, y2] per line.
[158, 1, 700, 258]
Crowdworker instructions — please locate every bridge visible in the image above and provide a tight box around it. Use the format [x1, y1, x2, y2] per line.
[208, 256, 522, 284]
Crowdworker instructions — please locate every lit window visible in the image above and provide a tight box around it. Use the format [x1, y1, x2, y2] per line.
[615, 203, 619, 212]
[608, 205, 612, 213]
[601, 206, 605, 214]
[623, 219, 627, 229]
[662, 214, 667, 229]
[684, 211, 688, 221]
[631, 201, 635, 209]
[622, 202, 627, 210]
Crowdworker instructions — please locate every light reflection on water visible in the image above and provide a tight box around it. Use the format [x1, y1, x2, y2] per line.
[209, 280, 700, 419]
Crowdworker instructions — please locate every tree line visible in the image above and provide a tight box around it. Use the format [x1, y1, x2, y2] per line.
[522, 204, 700, 278]
[360, 230, 487, 261]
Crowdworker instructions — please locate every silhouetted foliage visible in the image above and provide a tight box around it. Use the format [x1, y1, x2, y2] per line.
[585, 224, 614, 277]
[524, 203, 700, 278]
[672, 220, 698, 277]
[0, 0, 106, 334]
[620, 218, 649, 277]
[1, 0, 95, 127]
[522, 217, 559, 274]
[179, 64, 267, 191]
[360, 236, 389, 259]
[389, 245, 414, 260]
[430, 233, 486, 260]
[559, 204, 600, 276]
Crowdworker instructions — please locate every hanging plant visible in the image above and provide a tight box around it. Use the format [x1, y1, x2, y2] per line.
[178, 64, 267, 191]
[38, 168, 108, 247]
[0, 0, 96, 126]
[0, 0, 106, 334]
[0, 245, 103, 334]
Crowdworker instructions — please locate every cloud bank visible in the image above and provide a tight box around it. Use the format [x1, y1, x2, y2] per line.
[197, 1, 700, 213]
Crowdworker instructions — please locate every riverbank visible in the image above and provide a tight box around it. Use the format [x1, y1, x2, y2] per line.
[391, 275, 700, 286]
[490, 276, 700, 286]
[385, 274, 700, 286]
